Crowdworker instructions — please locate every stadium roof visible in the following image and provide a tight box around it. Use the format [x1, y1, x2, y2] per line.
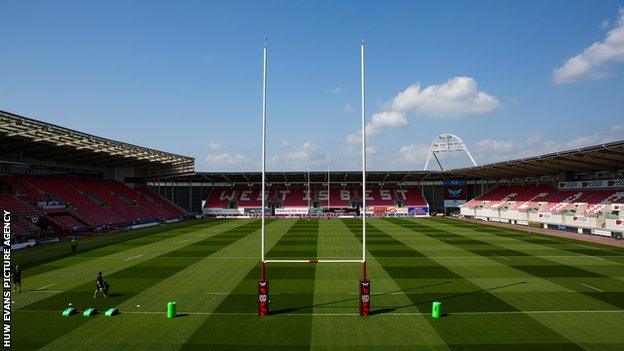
[157, 140, 624, 183]
[0, 109, 194, 176]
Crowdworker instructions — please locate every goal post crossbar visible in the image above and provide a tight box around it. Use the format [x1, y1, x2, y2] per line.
[264, 259, 363, 264]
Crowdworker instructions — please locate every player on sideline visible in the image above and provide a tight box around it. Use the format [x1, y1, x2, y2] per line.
[93, 271, 109, 298]
[70, 236, 78, 253]
[13, 264, 22, 293]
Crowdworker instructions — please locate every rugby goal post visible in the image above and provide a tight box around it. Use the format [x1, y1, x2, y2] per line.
[258, 39, 370, 317]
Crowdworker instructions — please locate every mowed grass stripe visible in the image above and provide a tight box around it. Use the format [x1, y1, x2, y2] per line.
[342, 219, 515, 313]
[310, 218, 450, 351]
[17, 219, 229, 276]
[385, 218, 624, 350]
[12, 220, 262, 351]
[442, 218, 624, 259]
[34, 220, 298, 351]
[341, 218, 585, 351]
[12, 219, 246, 310]
[180, 219, 320, 351]
[403, 218, 624, 310]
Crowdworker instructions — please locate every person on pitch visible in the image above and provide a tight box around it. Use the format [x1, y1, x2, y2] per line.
[70, 236, 78, 253]
[13, 264, 22, 293]
[93, 271, 109, 298]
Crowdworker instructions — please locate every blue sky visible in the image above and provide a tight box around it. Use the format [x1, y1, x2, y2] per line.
[2, 1, 624, 171]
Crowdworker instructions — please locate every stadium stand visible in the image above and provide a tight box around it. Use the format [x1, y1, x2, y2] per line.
[466, 185, 624, 215]
[0, 175, 186, 237]
[49, 214, 88, 230]
[236, 188, 263, 208]
[325, 188, 352, 208]
[205, 187, 237, 208]
[396, 187, 428, 207]
[134, 186, 186, 218]
[25, 177, 128, 226]
[280, 188, 310, 208]
[542, 190, 595, 214]
[465, 186, 525, 209]
[585, 191, 624, 216]
[0, 193, 41, 217]
[514, 185, 556, 210]
[1, 175, 49, 202]
[3, 109, 624, 242]
[368, 188, 395, 206]
[461, 183, 624, 232]
[202, 185, 429, 213]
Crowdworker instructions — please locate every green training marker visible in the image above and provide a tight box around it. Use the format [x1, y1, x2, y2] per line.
[83, 308, 98, 317]
[432, 301, 442, 318]
[167, 301, 177, 318]
[62, 307, 77, 317]
[105, 308, 119, 317]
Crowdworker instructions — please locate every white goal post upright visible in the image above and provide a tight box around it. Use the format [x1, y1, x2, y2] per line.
[258, 39, 269, 317]
[261, 39, 267, 281]
[257, 39, 371, 316]
[360, 38, 367, 282]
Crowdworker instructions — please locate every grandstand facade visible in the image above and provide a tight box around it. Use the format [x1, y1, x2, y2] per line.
[152, 141, 624, 240]
[1, 110, 191, 245]
[3, 109, 624, 242]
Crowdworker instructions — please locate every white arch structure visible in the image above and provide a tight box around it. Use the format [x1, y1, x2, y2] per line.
[423, 133, 477, 170]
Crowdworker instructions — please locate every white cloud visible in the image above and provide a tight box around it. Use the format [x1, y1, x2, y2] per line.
[345, 133, 360, 144]
[332, 86, 343, 94]
[553, 8, 624, 84]
[343, 104, 353, 113]
[601, 19, 610, 30]
[344, 76, 499, 143]
[367, 146, 379, 155]
[474, 124, 624, 164]
[340, 145, 380, 157]
[205, 152, 248, 165]
[398, 144, 429, 164]
[389, 77, 500, 117]
[285, 142, 327, 162]
[270, 141, 329, 169]
[205, 142, 250, 169]
[346, 111, 408, 144]
[208, 142, 223, 150]
[281, 139, 289, 147]
[366, 111, 408, 134]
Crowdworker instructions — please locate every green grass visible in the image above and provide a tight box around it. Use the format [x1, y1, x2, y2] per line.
[11, 218, 624, 350]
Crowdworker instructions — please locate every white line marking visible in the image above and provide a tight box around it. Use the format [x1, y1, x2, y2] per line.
[29, 290, 64, 293]
[204, 292, 281, 295]
[581, 283, 604, 292]
[36, 283, 55, 291]
[115, 309, 624, 317]
[348, 292, 404, 295]
[365, 255, 624, 259]
[124, 254, 144, 261]
[21, 309, 624, 316]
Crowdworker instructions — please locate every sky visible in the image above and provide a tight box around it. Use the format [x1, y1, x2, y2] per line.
[2, 1, 624, 172]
